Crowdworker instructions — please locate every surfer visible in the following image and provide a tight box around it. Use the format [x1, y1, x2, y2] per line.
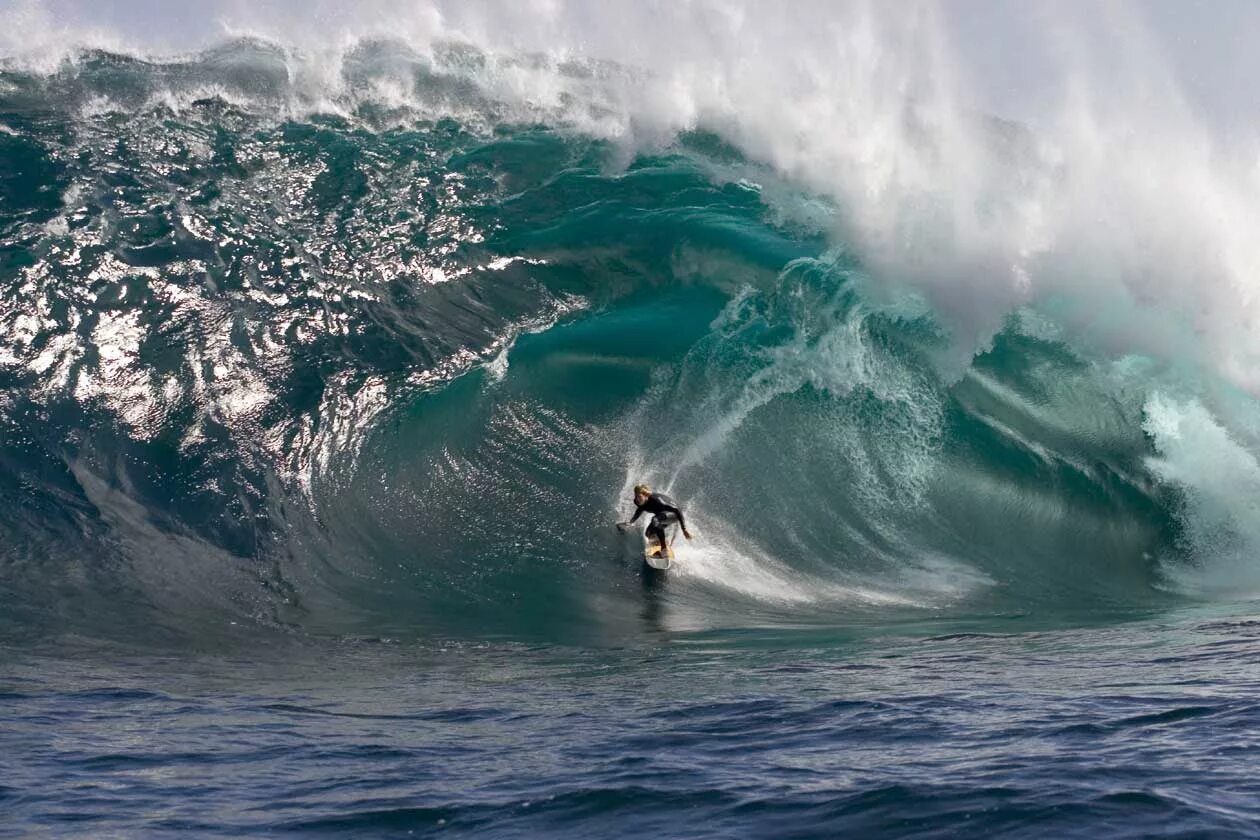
[617, 484, 692, 552]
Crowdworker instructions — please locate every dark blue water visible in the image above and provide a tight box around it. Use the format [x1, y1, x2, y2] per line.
[3, 36, 1260, 838]
[8, 614, 1260, 837]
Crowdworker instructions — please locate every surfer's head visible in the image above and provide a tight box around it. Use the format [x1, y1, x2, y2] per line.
[633, 484, 651, 505]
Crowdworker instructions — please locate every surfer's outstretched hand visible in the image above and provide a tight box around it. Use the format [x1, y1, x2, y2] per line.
[683, 529, 693, 540]
[616, 522, 629, 533]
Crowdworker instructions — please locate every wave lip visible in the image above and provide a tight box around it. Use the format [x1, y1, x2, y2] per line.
[7, 4, 1260, 398]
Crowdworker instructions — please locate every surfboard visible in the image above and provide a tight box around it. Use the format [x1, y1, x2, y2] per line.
[644, 542, 674, 571]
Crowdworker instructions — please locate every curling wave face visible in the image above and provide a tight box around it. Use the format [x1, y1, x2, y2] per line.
[1, 26, 1259, 647]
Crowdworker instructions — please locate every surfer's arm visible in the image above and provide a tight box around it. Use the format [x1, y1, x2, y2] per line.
[617, 505, 646, 531]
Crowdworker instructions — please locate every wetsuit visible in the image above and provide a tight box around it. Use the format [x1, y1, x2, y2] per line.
[629, 492, 687, 551]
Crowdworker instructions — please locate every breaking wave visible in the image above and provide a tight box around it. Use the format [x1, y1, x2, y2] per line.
[3, 3, 1260, 645]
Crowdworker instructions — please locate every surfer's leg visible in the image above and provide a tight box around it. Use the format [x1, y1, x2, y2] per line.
[648, 516, 667, 549]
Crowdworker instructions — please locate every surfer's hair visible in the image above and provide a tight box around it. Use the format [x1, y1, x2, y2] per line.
[633, 484, 651, 496]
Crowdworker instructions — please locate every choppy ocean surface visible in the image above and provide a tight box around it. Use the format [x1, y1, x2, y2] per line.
[6, 615, 1260, 838]
[5, 9, 1260, 837]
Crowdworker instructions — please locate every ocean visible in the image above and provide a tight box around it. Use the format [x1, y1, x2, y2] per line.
[4, 5, 1260, 836]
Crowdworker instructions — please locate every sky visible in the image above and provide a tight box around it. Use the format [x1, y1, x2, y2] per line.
[945, 0, 1260, 134]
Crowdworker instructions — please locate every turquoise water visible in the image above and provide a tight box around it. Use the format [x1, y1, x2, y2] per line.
[2, 37, 1260, 837]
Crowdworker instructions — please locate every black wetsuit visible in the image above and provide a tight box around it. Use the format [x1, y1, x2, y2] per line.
[629, 493, 687, 550]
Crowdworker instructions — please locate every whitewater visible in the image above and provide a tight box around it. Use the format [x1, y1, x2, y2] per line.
[4, 1, 1260, 836]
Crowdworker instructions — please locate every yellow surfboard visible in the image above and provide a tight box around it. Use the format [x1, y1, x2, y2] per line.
[644, 542, 674, 571]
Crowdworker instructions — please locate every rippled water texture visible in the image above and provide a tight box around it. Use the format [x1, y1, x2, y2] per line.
[8, 615, 1260, 837]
